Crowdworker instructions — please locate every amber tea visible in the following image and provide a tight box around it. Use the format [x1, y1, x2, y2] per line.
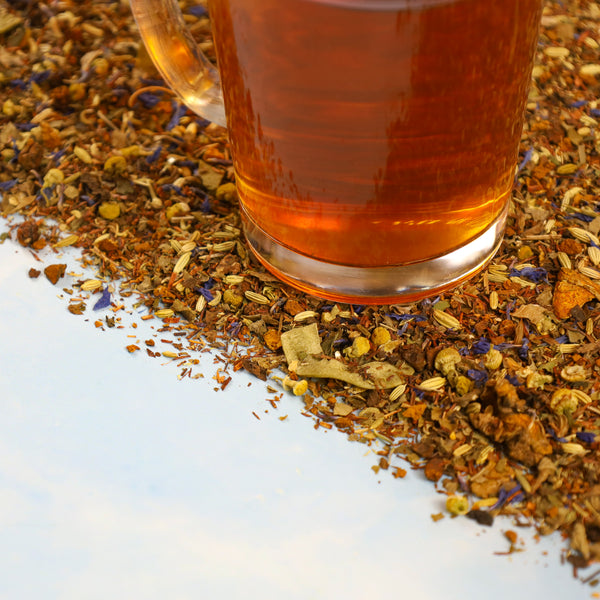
[132, 0, 543, 302]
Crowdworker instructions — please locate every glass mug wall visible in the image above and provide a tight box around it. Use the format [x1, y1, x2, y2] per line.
[130, 0, 543, 303]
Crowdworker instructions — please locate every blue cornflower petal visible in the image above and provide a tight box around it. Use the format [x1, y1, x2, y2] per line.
[576, 431, 596, 444]
[472, 337, 491, 355]
[93, 287, 112, 311]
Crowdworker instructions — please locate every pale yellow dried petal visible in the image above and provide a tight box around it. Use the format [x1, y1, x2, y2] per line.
[580, 63, 600, 77]
[294, 310, 319, 322]
[195, 295, 207, 312]
[433, 309, 461, 330]
[578, 264, 600, 280]
[207, 290, 222, 306]
[210, 240, 236, 252]
[179, 241, 196, 253]
[571, 389, 592, 404]
[244, 291, 270, 304]
[223, 275, 245, 285]
[173, 251, 191, 274]
[80, 279, 103, 292]
[544, 46, 569, 58]
[418, 376, 446, 391]
[559, 343, 580, 354]
[453, 443, 472, 457]
[93, 233, 110, 245]
[561, 442, 588, 456]
[54, 234, 79, 248]
[165, 202, 190, 221]
[569, 227, 600, 245]
[588, 246, 600, 266]
[562, 186, 583, 210]
[511, 276, 536, 289]
[476, 445, 495, 465]
[556, 163, 578, 175]
[74, 146, 93, 164]
[557, 251, 572, 269]
[389, 383, 407, 402]
[580, 114, 599, 128]
[103, 155, 127, 174]
[472, 497, 499, 510]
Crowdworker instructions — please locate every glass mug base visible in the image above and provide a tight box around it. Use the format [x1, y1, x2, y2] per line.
[131, 0, 542, 304]
[241, 202, 508, 305]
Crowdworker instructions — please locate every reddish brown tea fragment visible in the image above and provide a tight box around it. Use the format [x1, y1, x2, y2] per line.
[424, 457, 447, 482]
[16, 220, 40, 247]
[67, 302, 86, 315]
[43, 264, 66, 285]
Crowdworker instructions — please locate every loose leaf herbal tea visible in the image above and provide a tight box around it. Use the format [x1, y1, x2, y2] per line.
[2, 0, 600, 580]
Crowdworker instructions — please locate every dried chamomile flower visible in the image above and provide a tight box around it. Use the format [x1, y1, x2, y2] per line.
[550, 389, 579, 415]
[292, 380, 308, 396]
[103, 155, 127, 175]
[434, 347, 462, 375]
[43, 168, 64, 186]
[560, 365, 589, 382]
[454, 375, 473, 396]
[526, 372, 553, 390]
[347, 336, 371, 358]
[483, 348, 503, 370]
[371, 326, 391, 347]
[446, 495, 469, 516]
[98, 201, 121, 220]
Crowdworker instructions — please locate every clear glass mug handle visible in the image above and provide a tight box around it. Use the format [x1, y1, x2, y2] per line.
[130, 0, 226, 127]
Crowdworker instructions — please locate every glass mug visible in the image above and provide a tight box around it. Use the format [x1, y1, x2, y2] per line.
[130, 0, 543, 303]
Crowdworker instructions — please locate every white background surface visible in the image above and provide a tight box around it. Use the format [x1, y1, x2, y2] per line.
[0, 233, 591, 599]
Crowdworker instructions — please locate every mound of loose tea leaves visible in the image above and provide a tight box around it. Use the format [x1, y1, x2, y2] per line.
[2, 0, 600, 578]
